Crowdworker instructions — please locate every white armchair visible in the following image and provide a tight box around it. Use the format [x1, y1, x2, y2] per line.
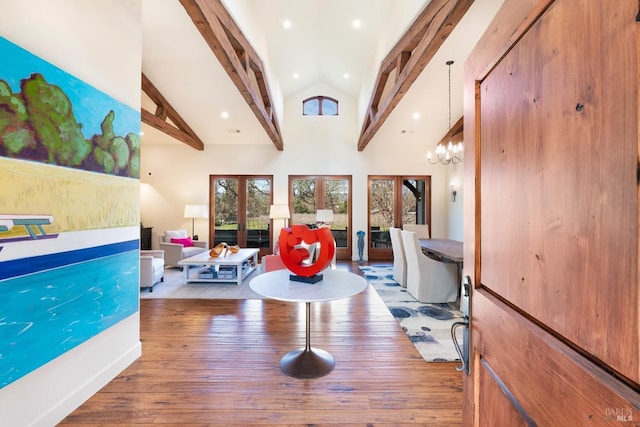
[389, 227, 406, 287]
[140, 250, 165, 292]
[158, 229, 208, 268]
[402, 223, 430, 239]
[401, 230, 458, 303]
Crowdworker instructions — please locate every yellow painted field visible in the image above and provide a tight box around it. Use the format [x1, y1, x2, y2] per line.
[0, 157, 139, 236]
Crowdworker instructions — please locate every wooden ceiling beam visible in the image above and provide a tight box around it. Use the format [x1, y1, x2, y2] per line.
[357, 0, 474, 151]
[180, 0, 283, 151]
[437, 116, 464, 146]
[141, 109, 202, 150]
[141, 73, 205, 151]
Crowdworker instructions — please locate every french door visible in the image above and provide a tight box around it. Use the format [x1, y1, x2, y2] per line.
[289, 175, 352, 260]
[209, 175, 273, 258]
[368, 176, 431, 260]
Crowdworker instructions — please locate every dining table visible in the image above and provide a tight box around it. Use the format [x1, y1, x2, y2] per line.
[419, 238, 463, 264]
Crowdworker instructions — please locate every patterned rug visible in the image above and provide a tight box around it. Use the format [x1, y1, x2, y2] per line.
[360, 265, 463, 362]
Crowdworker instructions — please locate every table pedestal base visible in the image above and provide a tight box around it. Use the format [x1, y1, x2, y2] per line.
[280, 347, 335, 379]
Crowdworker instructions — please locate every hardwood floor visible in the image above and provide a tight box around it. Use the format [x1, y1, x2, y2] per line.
[60, 262, 463, 426]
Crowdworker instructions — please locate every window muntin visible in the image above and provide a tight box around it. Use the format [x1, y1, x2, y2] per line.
[302, 96, 338, 116]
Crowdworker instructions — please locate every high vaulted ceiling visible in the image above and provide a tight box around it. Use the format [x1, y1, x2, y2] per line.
[141, 0, 504, 151]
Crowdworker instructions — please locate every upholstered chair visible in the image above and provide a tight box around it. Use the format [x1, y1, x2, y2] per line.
[158, 229, 208, 268]
[140, 250, 165, 292]
[401, 230, 458, 303]
[402, 223, 430, 239]
[261, 254, 287, 272]
[388, 227, 407, 287]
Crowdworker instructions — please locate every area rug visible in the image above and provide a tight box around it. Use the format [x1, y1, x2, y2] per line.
[360, 265, 462, 362]
[140, 266, 264, 299]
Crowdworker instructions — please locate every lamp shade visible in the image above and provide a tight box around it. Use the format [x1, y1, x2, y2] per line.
[315, 209, 334, 223]
[184, 204, 207, 219]
[269, 204, 290, 219]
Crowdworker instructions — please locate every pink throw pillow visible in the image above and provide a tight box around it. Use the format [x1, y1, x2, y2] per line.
[171, 237, 194, 247]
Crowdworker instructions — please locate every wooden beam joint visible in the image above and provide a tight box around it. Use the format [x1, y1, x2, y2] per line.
[357, 0, 475, 151]
[141, 72, 205, 151]
[179, 0, 283, 151]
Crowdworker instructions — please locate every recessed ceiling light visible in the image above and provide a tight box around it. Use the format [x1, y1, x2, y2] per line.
[352, 19, 361, 29]
[140, 131, 144, 136]
[412, 112, 421, 120]
[293, 72, 299, 79]
[220, 111, 229, 119]
[343, 73, 349, 79]
[283, 20, 292, 29]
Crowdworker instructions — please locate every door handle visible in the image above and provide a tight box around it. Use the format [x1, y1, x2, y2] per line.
[451, 275, 471, 375]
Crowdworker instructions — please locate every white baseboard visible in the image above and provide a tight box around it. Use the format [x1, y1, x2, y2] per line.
[37, 342, 142, 427]
[1, 314, 141, 427]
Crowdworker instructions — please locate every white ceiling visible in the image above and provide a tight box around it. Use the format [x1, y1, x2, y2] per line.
[141, 0, 504, 149]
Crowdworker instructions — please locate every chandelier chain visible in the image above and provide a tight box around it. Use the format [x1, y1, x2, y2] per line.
[426, 59, 463, 165]
[448, 60, 452, 131]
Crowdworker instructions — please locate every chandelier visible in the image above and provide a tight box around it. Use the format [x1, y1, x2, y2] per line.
[427, 60, 463, 165]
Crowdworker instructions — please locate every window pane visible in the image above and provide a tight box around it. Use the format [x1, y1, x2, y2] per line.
[214, 178, 238, 245]
[321, 98, 338, 115]
[246, 178, 271, 249]
[292, 179, 316, 225]
[402, 179, 427, 226]
[303, 99, 319, 115]
[324, 179, 348, 247]
[369, 179, 394, 248]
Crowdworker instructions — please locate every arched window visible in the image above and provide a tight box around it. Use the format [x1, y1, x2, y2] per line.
[302, 96, 338, 116]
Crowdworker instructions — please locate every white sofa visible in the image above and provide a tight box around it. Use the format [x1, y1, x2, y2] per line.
[158, 229, 208, 268]
[140, 250, 165, 292]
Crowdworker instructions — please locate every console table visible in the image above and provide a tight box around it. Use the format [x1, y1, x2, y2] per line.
[140, 226, 152, 250]
[250, 269, 368, 379]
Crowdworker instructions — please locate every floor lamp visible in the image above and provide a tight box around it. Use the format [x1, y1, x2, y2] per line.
[269, 204, 290, 254]
[184, 204, 207, 240]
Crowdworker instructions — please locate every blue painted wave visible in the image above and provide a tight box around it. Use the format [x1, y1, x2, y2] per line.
[0, 240, 139, 280]
[0, 250, 139, 388]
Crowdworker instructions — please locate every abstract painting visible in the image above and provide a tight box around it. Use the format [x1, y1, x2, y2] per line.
[0, 36, 140, 388]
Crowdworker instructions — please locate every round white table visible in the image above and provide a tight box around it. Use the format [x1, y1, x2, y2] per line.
[250, 269, 368, 378]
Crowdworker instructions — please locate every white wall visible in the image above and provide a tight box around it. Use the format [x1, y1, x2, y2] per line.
[141, 82, 463, 258]
[447, 161, 464, 241]
[0, 1, 142, 426]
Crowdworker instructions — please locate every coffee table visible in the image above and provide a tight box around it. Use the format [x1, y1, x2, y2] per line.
[178, 248, 259, 285]
[250, 269, 368, 378]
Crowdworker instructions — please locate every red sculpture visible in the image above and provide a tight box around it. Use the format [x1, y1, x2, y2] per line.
[279, 224, 335, 281]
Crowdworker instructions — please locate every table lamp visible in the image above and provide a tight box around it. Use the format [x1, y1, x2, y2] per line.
[315, 209, 334, 228]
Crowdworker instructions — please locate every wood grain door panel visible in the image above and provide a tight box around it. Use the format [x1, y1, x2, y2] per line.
[478, 358, 534, 427]
[464, 0, 640, 423]
[478, 0, 638, 383]
[474, 291, 639, 425]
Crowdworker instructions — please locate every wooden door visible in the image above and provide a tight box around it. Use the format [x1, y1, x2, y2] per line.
[289, 175, 352, 260]
[367, 176, 431, 260]
[209, 175, 273, 258]
[463, 0, 639, 424]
